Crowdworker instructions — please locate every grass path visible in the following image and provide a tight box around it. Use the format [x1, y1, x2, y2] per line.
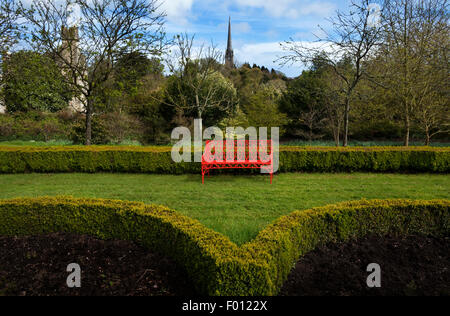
[0, 173, 448, 244]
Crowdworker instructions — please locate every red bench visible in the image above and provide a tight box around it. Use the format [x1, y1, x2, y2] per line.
[201, 139, 274, 184]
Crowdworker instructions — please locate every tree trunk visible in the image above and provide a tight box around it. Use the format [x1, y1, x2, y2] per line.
[308, 123, 313, 142]
[329, 115, 340, 147]
[425, 126, 430, 146]
[85, 101, 92, 146]
[196, 109, 203, 136]
[343, 96, 350, 147]
[403, 101, 410, 147]
[335, 122, 340, 147]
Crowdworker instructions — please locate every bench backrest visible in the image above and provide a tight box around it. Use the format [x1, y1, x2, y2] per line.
[202, 140, 273, 165]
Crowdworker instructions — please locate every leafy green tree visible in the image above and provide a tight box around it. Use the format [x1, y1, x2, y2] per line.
[218, 106, 249, 136]
[164, 34, 237, 133]
[349, 58, 403, 141]
[245, 86, 289, 135]
[113, 52, 164, 98]
[98, 52, 165, 113]
[2, 50, 72, 112]
[129, 84, 172, 144]
[280, 70, 327, 141]
[165, 58, 237, 128]
[226, 64, 288, 111]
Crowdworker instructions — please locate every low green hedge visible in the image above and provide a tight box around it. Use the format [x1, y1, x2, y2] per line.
[0, 146, 448, 173]
[0, 197, 448, 295]
[0, 197, 235, 295]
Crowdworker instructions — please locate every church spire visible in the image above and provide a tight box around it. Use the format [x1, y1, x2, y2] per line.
[225, 17, 234, 68]
[227, 17, 232, 51]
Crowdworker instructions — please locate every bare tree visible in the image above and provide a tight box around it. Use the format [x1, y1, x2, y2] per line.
[413, 2, 449, 146]
[280, 0, 384, 146]
[0, 0, 21, 53]
[164, 33, 237, 133]
[22, 0, 166, 145]
[0, 0, 21, 113]
[381, 0, 448, 146]
[297, 107, 326, 142]
[416, 89, 449, 145]
[322, 67, 346, 146]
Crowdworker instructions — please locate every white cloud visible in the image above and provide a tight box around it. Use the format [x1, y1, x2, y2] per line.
[217, 21, 251, 34]
[234, 40, 336, 77]
[298, 2, 335, 16]
[160, 0, 195, 25]
[233, 0, 336, 19]
[233, 22, 252, 33]
[67, 3, 82, 27]
[235, 42, 297, 76]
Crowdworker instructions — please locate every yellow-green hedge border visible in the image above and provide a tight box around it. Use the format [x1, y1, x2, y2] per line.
[0, 146, 448, 173]
[0, 197, 448, 295]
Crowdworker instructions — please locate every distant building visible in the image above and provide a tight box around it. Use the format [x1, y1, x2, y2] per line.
[59, 26, 86, 112]
[225, 17, 234, 68]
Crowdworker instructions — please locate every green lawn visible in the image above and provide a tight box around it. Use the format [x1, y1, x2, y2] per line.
[0, 173, 448, 244]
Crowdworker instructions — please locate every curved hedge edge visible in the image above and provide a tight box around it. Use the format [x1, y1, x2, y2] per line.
[0, 197, 448, 296]
[0, 196, 240, 295]
[240, 199, 450, 295]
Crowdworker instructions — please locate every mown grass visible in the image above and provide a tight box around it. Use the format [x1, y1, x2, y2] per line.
[0, 173, 448, 244]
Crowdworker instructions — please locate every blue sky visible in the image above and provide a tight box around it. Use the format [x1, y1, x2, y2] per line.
[19, 0, 352, 77]
[160, 0, 351, 77]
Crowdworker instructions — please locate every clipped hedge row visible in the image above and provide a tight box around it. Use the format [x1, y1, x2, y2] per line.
[0, 197, 448, 295]
[280, 146, 450, 172]
[0, 146, 449, 173]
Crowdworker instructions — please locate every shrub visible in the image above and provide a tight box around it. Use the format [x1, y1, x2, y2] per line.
[70, 116, 110, 145]
[102, 111, 144, 145]
[0, 197, 448, 295]
[0, 114, 14, 139]
[0, 112, 69, 142]
[0, 146, 448, 174]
